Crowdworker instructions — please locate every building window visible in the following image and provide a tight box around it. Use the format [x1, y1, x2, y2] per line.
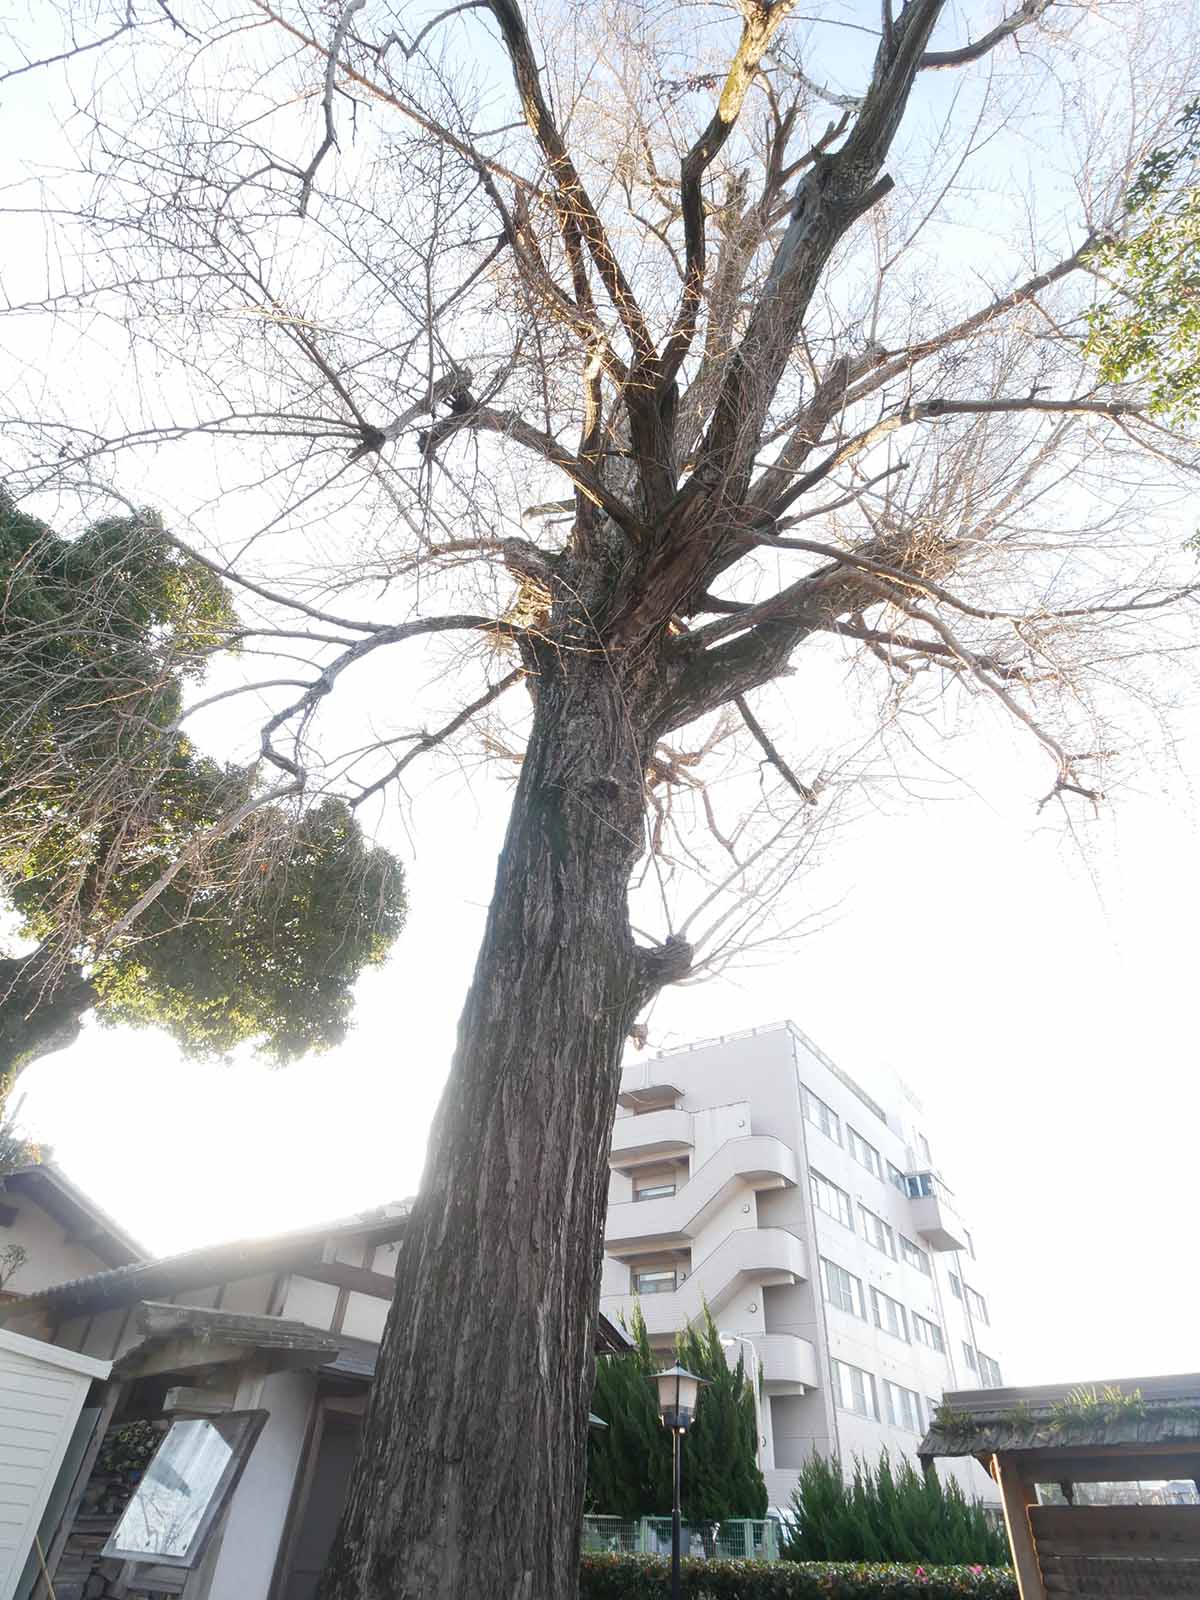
[978, 1353, 1003, 1389]
[821, 1257, 866, 1319]
[884, 1380, 923, 1432]
[858, 1204, 896, 1259]
[887, 1162, 908, 1194]
[634, 1267, 677, 1295]
[962, 1341, 978, 1374]
[899, 1235, 931, 1275]
[802, 1086, 841, 1145]
[912, 1312, 945, 1353]
[811, 1171, 854, 1230]
[846, 1127, 881, 1179]
[949, 1272, 963, 1300]
[964, 1229, 976, 1259]
[634, 1180, 676, 1202]
[966, 1286, 990, 1325]
[871, 1287, 909, 1341]
[832, 1358, 880, 1421]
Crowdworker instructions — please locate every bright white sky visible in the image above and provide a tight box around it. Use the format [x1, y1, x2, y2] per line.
[4, 0, 1198, 1396]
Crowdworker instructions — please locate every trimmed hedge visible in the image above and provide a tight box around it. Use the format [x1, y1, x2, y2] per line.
[579, 1554, 1017, 1599]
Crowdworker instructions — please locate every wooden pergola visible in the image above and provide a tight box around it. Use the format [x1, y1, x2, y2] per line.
[920, 1373, 1200, 1599]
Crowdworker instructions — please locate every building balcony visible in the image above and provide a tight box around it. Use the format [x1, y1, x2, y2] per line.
[746, 1333, 819, 1395]
[601, 1226, 809, 1339]
[617, 1063, 683, 1112]
[906, 1170, 968, 1252]
[609, 1108, 694, 1172]
[605, 1137, 797, 1258]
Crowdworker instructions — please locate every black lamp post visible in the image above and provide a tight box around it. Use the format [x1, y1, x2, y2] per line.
[650, 1364, 706, 1600]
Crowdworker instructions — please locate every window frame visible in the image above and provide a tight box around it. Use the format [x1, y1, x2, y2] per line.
[633, 1180, 677, 1202]
[884, 1379, 922, 1432]
[966, 1286, 990, 1325]
[912, 1311, 945, 1353]
[633, 1266, 678, 1295]
[978, 1352, 1003, 1388]
[802, 1086, 842, 1145]
[899, 1235, 931, 1275]
[102, 1410, 268, 1570]
[846, 1126, 882, 1180]
[962, 1341, 979, 1374]
[810, 1170, 854, 1231]
[887, 1161, 908, 1194]
[858, 1203, 896, 1259]
[832, 1358, 880, 1422]
[871, 1286, 909, 1342]
[821, 1257, 866, 1319]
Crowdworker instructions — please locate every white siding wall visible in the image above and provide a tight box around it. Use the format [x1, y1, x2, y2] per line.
[0, 1332, 109, 1600]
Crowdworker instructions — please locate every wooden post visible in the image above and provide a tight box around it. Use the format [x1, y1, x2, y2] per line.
[994, 1452, 1047, 1600]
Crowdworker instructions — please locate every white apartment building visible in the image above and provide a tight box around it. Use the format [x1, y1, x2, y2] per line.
[599, 1021, 1005, 1510]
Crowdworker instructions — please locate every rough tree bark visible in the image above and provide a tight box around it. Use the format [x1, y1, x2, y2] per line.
[322, 632, 685, 1600]
[0, 948, 96, 1078]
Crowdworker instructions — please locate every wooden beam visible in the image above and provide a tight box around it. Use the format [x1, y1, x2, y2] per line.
[1030, 1503, 1200, 1559]
[1018, 1452, 1200, 1484]
[302, 1262, 397, 1300]
[995, 1452, 1048, 1600]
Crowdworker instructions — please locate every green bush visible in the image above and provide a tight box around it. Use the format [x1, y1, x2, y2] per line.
[782, 1454, 1009, 1567]
[579, 1554, 1016, 1598]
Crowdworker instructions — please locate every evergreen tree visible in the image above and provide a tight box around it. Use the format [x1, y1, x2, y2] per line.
[676, 1312, 768, 1522]
[783, 1451, 1010, 1566]
[0, 495, 407, 1073]
[587, 1305, 766, 1520]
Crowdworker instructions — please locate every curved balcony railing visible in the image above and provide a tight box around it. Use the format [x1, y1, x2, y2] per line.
[605, 1137, 797, 1255]
[601, 1226, 809, 1337]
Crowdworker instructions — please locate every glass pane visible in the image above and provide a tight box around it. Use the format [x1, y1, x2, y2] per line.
[104, 1413, 262, 1566]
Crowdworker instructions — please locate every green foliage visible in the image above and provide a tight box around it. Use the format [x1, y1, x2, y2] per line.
[1086, 100, 1200, 420]
[782, 1454, 1008, 1568]
[1048, 1384, 1145, 1428]
[0, 493, 406, 1067]
[588, 1305, 767, 1520]
[578, 1554, 1015, 1599]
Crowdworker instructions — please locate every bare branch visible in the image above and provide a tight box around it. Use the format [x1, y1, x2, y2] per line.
[297, 0, 366, 217]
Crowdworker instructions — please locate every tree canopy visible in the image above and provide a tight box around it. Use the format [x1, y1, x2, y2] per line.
[1087, 101, 1200, 421]
[0, 495, 407, 1073]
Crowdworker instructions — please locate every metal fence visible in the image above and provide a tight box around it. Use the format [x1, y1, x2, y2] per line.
[582, 1516, 782, 1561]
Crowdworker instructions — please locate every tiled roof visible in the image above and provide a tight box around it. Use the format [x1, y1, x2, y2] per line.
[3, 1203, 411, 1318]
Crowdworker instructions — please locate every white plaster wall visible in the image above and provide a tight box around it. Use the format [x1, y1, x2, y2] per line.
[196, 1369, 315, 1600]
[0, 1201, 111, 1299]
[220, 1275, 276, 1316]
[340, 1292, 387, 1343]
[281, 1276, 339, 1329]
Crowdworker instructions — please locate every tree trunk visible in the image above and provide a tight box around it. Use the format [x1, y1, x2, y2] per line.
[321, 647, 662, 1600]
[0, 947, 95, 1079]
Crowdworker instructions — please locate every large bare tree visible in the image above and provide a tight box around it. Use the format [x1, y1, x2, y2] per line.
[4, 0, 1200, 1593]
